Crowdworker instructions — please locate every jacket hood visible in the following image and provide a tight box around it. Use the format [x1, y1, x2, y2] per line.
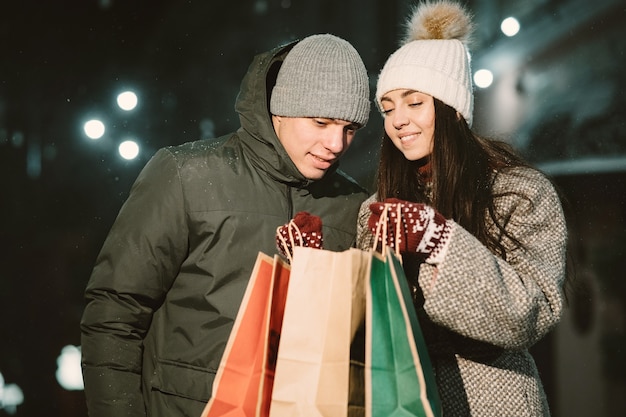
[234, 40, 338, 186]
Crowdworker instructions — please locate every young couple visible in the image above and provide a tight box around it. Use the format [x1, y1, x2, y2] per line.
[81, 2, 567, 416]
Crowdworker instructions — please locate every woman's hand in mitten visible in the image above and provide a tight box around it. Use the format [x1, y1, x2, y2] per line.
[368, 198, 450, 257]
[276, 211, 323, 261]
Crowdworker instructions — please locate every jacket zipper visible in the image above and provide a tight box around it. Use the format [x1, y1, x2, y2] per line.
[286, 185, 293, 219]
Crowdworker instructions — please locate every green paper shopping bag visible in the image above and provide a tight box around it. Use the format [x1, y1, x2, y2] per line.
[201, 252, 291, 417]
[365, 250, 441, 417]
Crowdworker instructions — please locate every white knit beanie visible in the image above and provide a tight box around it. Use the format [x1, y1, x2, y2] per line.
[270, 34, 370, 127]
[376, 1, 474, 126]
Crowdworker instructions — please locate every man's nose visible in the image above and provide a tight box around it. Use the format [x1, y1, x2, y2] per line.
[323, 127, 347, 154]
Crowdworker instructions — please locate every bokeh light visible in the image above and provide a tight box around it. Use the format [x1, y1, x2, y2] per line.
[474, 69, 494, 88]
[55, 345, 84, 391]
[116, 91, 138, 111]
[83, 119, 105, 140]
[119, 140, 140, 160]
[501, 17, 520, 37]
[0, 371, 24, 414]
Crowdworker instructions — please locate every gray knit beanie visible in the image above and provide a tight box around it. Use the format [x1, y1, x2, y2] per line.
[270, 34, 370, 126]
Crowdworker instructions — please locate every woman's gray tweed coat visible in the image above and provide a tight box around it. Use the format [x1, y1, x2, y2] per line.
[356, 166, 567, 417]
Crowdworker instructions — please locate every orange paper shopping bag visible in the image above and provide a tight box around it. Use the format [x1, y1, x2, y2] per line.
[201, 252, 291, 417]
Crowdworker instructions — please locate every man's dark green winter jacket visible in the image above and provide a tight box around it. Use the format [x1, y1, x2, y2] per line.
[80, 40, 369, 417]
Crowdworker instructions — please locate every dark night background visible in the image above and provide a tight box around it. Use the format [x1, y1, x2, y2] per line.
[1, 0, 625, 416]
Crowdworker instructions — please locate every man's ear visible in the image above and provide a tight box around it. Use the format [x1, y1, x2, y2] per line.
[272, 114, 282, 135]
[456, 111, 462, 122]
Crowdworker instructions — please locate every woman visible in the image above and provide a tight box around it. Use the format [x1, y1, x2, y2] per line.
[357, 1, 567, 416]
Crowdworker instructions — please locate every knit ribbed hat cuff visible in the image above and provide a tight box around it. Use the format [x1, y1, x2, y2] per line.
[271, 87, 370, 126]
[376, 65, 473, 127]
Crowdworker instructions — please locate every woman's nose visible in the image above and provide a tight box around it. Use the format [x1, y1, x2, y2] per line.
[391, 109, 409, 129]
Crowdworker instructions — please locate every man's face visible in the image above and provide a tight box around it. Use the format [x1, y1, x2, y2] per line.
[272, 116, 360, 180]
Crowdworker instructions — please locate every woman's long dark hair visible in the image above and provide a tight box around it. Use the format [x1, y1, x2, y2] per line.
[375, 98, 529, 258]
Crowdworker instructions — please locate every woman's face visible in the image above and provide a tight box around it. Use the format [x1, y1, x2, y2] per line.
[380, 89, 435, 161]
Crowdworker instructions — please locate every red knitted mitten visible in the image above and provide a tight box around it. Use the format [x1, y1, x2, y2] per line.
[276, 211, 323, 261]
[368, 198, 451, 259]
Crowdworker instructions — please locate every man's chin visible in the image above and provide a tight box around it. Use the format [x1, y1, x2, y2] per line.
[302, 168, 327, 181]
[304, 173, 325, 181]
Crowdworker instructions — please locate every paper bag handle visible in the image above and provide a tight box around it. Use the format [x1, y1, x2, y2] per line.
[372, 202, 402, 259]
[276, 219, 304, 263]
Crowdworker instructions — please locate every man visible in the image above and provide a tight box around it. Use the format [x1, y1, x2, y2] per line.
[80, 34, 371, 416]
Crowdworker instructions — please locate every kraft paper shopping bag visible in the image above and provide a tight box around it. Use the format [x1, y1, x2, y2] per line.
[269, 246, 369, 417]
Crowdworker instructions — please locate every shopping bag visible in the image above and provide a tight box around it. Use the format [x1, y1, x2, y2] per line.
[201, 252, 291, 417]
[269, 246, 370, 417]
[260, 255, 292, 415]
[365, 250, 441, 417]
[349, 312, 367, 417]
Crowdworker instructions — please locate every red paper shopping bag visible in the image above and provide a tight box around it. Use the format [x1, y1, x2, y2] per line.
[201, 252, 291, 417]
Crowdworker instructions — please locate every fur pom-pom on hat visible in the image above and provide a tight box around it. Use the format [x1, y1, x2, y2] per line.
[376, 1, 475, 126]
[402, 0, 473, 44]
